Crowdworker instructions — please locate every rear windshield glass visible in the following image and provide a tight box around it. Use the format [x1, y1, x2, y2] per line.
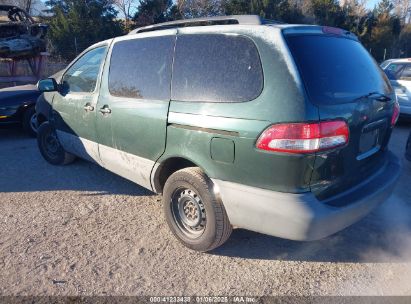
[286, 35, 391, 104]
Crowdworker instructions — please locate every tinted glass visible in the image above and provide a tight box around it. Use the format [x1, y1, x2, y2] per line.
[172, 34, 263, 103]
[109, 36, 175, 100]
[380, 60, 393, 69]
[286, 35, 391, 104]
[400, 65, 411, 81]
[62, 47, 106, 93]
[385, 63, 406, 80]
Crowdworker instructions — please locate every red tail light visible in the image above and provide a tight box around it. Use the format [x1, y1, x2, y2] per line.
[391, 102, 400, 127]
[256, 121, 349, 154]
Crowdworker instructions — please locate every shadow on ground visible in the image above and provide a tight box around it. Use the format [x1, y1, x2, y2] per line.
[0, 126, 152, 196]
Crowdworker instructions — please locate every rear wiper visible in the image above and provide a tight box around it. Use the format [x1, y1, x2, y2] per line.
[356, 91, 392, 102]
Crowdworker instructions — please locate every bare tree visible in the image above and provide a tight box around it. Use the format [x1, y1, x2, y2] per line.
[392, 0, 411, 23]
[112, 0, 140, 29]
[340, 0, 368, 17]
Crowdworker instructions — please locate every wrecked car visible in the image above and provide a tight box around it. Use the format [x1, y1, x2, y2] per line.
[0, 5, 47, 59]
[0, 84, 41, 136]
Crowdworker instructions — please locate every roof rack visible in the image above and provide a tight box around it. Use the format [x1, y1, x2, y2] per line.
[129, 15, 278, 35]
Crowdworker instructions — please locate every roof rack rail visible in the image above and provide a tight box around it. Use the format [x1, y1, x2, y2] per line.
[129, 15, 277, 35]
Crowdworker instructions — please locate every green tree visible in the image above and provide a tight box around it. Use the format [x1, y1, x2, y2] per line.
[133, 0, 180, 27]
[368, 0, 401, 60]
[224, 0, 304, 23]
[46, 0, 124, 61]
[177, 0, 225, 18]
[310, 0, 344, 26]
[399, 24, 411, 57]
[224, 0, 250, 15]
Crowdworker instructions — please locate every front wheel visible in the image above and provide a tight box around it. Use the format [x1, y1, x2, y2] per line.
[22, 107, 38, 137]
[162, 167, 232, 252]
[37, 122, 76, 165]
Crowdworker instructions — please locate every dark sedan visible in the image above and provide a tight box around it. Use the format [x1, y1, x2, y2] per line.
[0, 84, 41, 136]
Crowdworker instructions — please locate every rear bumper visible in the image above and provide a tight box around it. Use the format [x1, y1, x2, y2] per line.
[400, 106, 411, 116]
[0, 114, 20, 125]
[212, 151, 401, 241]
[0, 106, 21, 124]
[399, 99, 411, 116]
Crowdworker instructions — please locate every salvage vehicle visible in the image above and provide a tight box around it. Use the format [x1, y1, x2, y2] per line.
[0, 5, 47, 59]
[382, 58, 411, 118]
[0, 84, 41, 136]
[380, 59, 395, 69]
[36, 15, 401, 252]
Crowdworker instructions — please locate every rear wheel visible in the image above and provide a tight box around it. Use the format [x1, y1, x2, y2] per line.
[406, 132, 411, 162]
[37, 122, 75, 165]
[22, 106, 38, 137]
[162, 167, 232, 252]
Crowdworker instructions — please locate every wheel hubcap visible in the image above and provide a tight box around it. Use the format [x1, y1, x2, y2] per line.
[43, 129, 60, 159]
[171, 188, 206, 238]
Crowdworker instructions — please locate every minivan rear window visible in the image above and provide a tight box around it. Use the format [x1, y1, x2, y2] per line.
[172, 34, 263, 103]
[286, 35, 391, 104]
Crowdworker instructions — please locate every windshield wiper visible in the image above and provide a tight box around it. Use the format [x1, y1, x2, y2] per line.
[356, 91, 392, 102]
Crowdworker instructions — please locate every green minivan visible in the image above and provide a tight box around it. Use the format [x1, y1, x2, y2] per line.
[36, 15, 401, 252]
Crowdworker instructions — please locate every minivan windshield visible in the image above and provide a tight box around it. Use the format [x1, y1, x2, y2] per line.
[286, 35, 392, 104]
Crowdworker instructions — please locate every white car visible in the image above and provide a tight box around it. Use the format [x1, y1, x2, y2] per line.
[382, 59, 411, 117]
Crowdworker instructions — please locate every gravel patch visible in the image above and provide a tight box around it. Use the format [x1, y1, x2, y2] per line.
[0, 123, 410, 296]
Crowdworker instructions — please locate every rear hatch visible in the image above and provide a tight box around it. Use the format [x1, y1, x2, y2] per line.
[284, 27, 397, 205]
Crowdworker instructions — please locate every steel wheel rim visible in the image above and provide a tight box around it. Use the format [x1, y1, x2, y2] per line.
[171, 187, 206, 238]
[30, 113, 38, 133]
[43, 129, 60, 159]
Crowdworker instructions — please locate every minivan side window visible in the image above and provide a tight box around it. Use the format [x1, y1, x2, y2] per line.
[108, 36, 175, 100]
[172, 34, 263, 103]
[62, 46, 107, 93]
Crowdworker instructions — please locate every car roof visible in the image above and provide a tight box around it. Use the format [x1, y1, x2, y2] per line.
[385, 58, 411, 64]
[128, 15, 357, 40]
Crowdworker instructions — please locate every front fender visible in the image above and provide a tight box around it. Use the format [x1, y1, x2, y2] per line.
[35, 92, 54, 123]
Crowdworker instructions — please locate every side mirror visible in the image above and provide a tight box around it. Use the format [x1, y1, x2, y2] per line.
[37, 78, 58, 92]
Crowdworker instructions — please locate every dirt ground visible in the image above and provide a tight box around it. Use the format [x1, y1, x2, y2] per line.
[0, 122, 410, 296]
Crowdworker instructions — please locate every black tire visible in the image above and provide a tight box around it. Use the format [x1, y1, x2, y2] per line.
[406, 132, 411, 162]
[22, 106, 38, 137]
[37, 122, 76, 166]
[162, 167, 232, 252]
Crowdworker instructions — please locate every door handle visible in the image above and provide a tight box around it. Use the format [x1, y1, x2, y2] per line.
[83, 104, 94, 112]
[99, 106, 112, 115]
